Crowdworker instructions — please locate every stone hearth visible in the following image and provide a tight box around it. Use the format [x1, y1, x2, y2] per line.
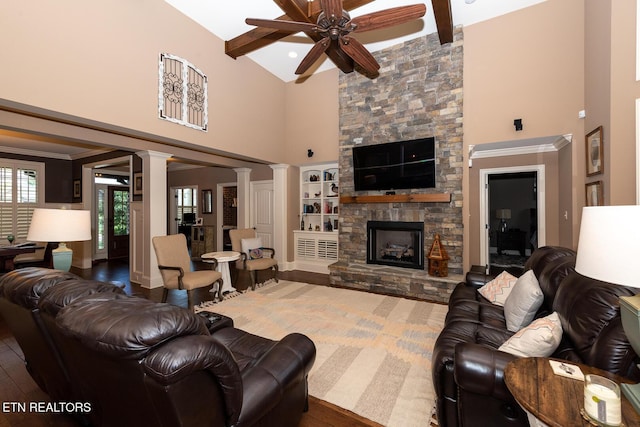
[329, 28, 464, 303]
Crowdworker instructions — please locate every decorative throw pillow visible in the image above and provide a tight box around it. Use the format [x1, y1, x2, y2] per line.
[503, 269, 544, 332]
[241, 237, 263, 259]
[478, 270, 518, 306]
[499, 312, 563, 357]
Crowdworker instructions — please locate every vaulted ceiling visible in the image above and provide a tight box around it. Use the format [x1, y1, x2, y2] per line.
[166, 0, 547, 82]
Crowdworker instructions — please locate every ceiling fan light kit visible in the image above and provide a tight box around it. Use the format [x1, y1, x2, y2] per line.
[244, 0, 427, 78]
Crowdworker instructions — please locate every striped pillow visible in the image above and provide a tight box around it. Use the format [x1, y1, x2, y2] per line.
[499, 312, 563, 357]
[478, 270, 518, 306]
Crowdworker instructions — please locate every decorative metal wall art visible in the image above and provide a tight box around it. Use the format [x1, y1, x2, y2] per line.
[159, 53, 207, 131]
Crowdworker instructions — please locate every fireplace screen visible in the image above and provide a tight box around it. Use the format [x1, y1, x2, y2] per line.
[367, 221, 424, 269]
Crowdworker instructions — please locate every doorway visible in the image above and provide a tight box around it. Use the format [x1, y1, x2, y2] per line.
[480, 165, 546, 272]
[107, 186, 130, 260]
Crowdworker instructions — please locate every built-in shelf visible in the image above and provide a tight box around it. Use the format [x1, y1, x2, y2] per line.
[339, 193, 451, 204]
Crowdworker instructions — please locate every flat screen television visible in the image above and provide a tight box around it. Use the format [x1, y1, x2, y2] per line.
[352, 137, 436, 191]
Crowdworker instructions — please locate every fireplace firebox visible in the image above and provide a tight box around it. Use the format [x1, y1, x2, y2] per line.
[367, 221, 424, 270]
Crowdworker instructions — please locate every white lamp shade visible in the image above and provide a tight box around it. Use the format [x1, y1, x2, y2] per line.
[27, 208, 92, 242]
[575, 205, 640, 289]
[496, 209, 511, 220]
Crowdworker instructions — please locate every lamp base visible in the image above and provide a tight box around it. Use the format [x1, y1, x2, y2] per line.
[52, 242, 73, 272]
[622, 383, 640, 414]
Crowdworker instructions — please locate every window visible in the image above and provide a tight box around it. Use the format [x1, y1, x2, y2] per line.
[0, 160, 44, 242]
[175, 187, 197, 224]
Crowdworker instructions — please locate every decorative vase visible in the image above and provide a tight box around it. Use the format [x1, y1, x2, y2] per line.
[7, 234, 14, 244]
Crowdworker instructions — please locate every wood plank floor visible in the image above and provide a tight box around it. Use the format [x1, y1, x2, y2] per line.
[0, 261, 382, 427]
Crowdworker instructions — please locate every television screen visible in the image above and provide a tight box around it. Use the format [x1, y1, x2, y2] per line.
[352, 137, 436, 191]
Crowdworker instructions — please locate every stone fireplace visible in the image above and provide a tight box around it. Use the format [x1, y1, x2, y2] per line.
[329, 28, 464, 303]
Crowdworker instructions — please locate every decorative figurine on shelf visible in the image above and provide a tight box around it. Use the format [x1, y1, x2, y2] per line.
[6, 234, 14, 245]
[325, 220, 333, 232]
[330, 183, 339, 194]
[428, 233, 449, 277]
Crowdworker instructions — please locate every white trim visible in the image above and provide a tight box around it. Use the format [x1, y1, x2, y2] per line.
[469, 134, 572, 160]
[637, 98, 640, 204]
[479, 164, 546, 268]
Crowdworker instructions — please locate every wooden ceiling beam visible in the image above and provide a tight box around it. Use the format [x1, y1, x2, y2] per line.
[431, 0, 453, 44]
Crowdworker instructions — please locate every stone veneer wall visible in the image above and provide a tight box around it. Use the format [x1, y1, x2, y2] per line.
[329, 28, 464, 303]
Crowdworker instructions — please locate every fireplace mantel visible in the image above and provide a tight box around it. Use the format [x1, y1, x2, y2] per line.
[339, 193, 451, 204]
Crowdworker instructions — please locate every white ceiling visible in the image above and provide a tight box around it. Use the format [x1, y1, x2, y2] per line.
[2, 0, 547, 160]
[165, 0, 547, 82]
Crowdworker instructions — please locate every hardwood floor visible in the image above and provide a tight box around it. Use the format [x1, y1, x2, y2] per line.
[0, 261, 381, 427]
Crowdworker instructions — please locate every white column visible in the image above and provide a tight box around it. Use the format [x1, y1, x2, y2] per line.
[270, 164, 289, 270]
[137, 150, 172, 289]
[234, 168, 252, 228]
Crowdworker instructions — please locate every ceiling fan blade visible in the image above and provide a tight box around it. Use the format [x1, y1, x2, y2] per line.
[350, 4, 426, 33]
[320, 0, 344, 22]
[245, 18, 318, 33]
[339, 36, 380, 74]
[296, 37, 331, 75]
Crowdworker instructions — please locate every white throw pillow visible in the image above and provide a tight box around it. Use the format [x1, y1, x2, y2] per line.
[478, 270, 518, 306]
[503, 270, 544, 332]
[499, 312, 563, 357]
[241, 237, 263, 259]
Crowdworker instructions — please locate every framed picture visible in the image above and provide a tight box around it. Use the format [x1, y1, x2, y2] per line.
[586, 126, 604, 176]
[586, 181, 603, 206]
[133, 172, 143, 195]
[73, 179, 81, 198]
[201, 189, 212, 214]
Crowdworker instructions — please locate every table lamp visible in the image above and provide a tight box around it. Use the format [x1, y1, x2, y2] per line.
[496, 208, 511, 232]
[574, 205, 640, 413]
[26, 208, 91, 271]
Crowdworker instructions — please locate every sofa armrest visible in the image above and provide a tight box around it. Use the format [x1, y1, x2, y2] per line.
[465, 267, 493, 288]
[143, 335, 243, 425]
[454, 342, 518, 401]
[238, 333, 316, 425]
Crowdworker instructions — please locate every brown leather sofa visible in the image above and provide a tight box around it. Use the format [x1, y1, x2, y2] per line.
[0, 267, 316, 427]
[432, 246, 640, 427]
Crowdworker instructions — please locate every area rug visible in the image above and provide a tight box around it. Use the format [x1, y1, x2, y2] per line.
[196, 280, 447, 427]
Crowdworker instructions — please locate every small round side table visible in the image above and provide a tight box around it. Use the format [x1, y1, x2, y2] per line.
[201, 251, 240, 295]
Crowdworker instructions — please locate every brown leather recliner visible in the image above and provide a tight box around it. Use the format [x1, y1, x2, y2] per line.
[0, 267, 124, 403]
[433, 246, 640, 427]
[38, 283, 316, 427]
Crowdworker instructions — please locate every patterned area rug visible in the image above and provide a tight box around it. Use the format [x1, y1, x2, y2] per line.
[196, 280, 447, 427]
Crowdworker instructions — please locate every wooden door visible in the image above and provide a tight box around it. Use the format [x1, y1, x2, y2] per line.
[108, 186, 130, 260]
[250, 181, 274, 248]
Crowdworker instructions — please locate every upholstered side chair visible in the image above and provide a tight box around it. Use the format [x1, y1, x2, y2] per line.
[152, 234, 223, 308]
[229, 228, 278, 291]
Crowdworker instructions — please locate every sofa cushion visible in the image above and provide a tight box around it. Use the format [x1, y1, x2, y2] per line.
[478, 270, 518, 306]
[504, 270, 543, 332]
[499, 312, 562, 357]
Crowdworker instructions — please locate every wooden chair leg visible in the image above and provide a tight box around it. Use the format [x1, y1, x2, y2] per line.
[250, 271, 257, 291]
[161, 288, 169, 303]
[187, 289, 194, 310]
[273, 265, 279, 283]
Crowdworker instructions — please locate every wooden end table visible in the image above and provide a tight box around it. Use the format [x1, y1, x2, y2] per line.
[505, 357, 640, 427]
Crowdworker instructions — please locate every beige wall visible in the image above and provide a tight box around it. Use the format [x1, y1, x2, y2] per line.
[462, 0, 585, 268]
[1, 0, 290, 164]
[284, 70, 340, 166]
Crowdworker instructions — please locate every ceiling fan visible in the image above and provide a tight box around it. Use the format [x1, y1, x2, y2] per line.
[244, 0, 427, 77]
